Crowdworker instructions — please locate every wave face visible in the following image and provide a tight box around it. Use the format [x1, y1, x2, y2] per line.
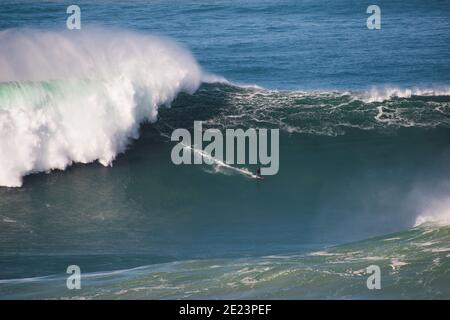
[0, 28, 202, 187]
[1, 223, 448, 299]
[1, 27, 450, 188]
[1, 85, 450, 299]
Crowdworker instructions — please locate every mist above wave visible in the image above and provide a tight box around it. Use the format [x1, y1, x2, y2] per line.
[415, 197, 450, 227]
[0, 27, 203, 187]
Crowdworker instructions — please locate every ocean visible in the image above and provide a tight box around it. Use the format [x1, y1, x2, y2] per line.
[0, 0, 449, 299]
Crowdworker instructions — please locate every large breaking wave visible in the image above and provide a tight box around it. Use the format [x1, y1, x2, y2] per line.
[0, 28, 202, 187]
[1, 28, 450, 188]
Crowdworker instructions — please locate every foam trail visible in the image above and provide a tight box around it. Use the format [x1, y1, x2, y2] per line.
[185, 144, 260, 179]
[0, 27, 202, 187]
[158, 122, 259, 179]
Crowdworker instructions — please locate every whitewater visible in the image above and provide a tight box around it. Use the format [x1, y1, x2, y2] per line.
[2, 25, 450, 188]
[0, 28, 202, 187]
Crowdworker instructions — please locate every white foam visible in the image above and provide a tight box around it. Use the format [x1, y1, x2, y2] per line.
[360, 86, 450, 103]
[390, 258, 408, 271]
[0, 27, 203, 187]
[2, 217, 16, 223]
[414, 197, 450, 227]
[229, 83, 450, 103]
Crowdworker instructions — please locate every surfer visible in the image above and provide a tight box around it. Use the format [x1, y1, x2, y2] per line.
[256, 167, 264, 180]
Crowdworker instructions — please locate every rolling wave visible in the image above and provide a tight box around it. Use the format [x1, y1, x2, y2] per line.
[0, 27, 202, 187]
[1, 28, 450, 189]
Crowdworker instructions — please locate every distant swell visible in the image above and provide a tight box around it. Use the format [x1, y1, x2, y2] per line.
[0, 27, 203, 187]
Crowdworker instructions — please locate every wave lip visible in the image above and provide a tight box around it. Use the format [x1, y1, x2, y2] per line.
[0, 27, 203, 187]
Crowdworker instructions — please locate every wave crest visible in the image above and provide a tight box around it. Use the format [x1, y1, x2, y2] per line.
[358, 86, 450, 103]
[0, 28, 203, 187]
[415, 197, 450, 227]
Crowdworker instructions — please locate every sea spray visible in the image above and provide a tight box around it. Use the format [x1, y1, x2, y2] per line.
[0, 27, 203, 187]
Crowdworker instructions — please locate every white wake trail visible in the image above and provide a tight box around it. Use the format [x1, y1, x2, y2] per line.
[158, 122, 260, 180]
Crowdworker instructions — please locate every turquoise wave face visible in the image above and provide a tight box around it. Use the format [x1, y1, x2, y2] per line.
[1, 82, 450, 300]
[1, 224, 448, 299]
